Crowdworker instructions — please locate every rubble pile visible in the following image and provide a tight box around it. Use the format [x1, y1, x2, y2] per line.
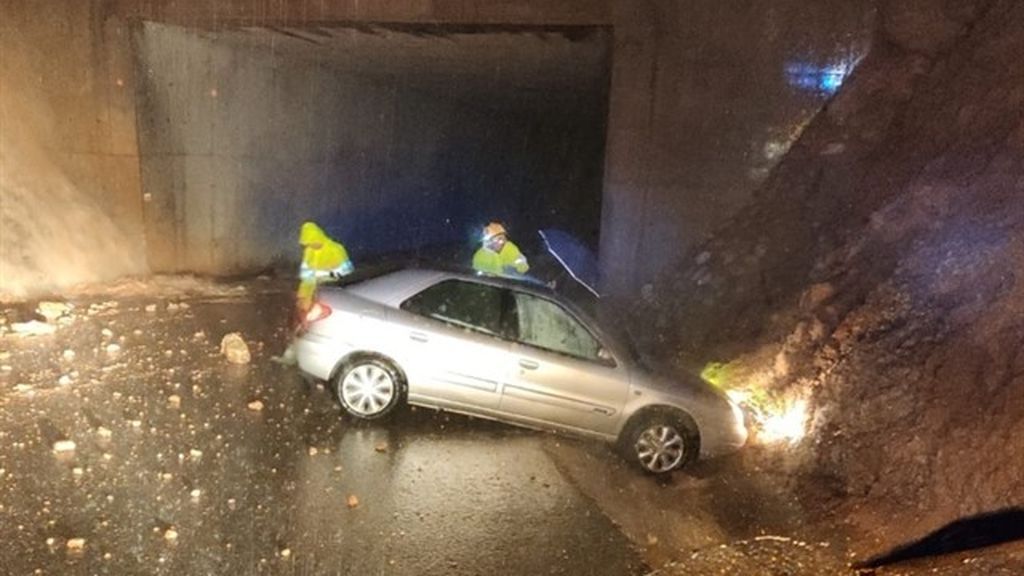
[638, 0, 1024, 548]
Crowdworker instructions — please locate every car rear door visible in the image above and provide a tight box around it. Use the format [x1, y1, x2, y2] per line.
[396, 279, 513, 413]
[498, 290, 628, 436]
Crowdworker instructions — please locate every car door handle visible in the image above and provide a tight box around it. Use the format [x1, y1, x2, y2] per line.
[409, 332, 429, 343]
[518, 359, 539, 370]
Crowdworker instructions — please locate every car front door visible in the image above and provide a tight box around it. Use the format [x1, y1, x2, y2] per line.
[397, 279, 512, 413]
[498, 291, 628, 436]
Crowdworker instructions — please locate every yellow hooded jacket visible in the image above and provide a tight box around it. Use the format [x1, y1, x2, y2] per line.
[297, 222, 352, 310]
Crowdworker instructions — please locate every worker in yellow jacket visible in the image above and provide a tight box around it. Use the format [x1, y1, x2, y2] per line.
[296, 221, 353, 313]
[472, 222, 529, 277]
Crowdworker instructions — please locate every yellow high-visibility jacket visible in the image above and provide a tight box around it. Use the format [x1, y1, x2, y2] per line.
[297, 222, 352, 310]
[472, 241, 529, 277]
[299, 222, 352, 276]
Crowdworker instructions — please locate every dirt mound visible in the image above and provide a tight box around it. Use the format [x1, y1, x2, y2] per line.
[638, 0, 1024, 551]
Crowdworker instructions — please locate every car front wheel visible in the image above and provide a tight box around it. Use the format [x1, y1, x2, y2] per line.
[621, 410, 699, 474]
[334, 357, 403, 420]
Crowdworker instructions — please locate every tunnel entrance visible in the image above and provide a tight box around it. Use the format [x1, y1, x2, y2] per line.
[132, 22, 611, 275]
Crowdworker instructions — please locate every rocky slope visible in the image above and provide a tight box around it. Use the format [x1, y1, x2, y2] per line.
[638, 0, 1024, 551]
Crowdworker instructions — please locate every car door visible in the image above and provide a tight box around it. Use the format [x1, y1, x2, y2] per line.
[499, 290, 628, 436]
[396, 279, 513, 413]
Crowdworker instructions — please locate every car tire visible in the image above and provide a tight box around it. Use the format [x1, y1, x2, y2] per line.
[619, 409, 699, 475]
[334, 357, 404, 420]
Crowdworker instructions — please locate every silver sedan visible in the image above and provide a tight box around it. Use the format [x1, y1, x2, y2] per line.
[295, 269, 747, 474]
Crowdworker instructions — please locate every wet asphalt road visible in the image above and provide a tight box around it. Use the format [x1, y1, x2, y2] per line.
[0, 286, 645, 575]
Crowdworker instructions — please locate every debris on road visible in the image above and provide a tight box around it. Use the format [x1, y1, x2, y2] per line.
[164, 528, 178, 542]
[346, 494, 360, 509]
[167, 394, 181, 408]
[375, 442, 389, 453]
[105, 343, 121, 354]
[145, 304, 158, 313]
[37, 301, 73, 322]
[66, 538, 86, 551]
[62, 349, 76, 361]
[53, 440, 76, 453]
[220, 333, 251, 364]
[247, 399, 264, 411]
[10, 320, 57, 336]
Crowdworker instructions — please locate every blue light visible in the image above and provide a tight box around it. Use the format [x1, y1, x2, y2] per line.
[785, 60, 855, 95]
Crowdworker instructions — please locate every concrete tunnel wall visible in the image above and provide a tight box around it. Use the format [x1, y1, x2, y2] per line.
[133, 22, 609, 274]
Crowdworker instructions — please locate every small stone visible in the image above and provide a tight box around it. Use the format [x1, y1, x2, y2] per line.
[346, 495, 360, 509]
[101, 328, 113, 338]
[62, 349, 76, 361]
[58, 374, 73, 386]
[66, 538, 86, 551]
[308, 447, 318, 456]
[164, 528, 178, 542]
[105, 343, 121, 354]
[220, 333, 251, 364]
[53, 440, 76, 453]
[189, 448, 203, 460]
[247, 400, 264, 411]
[280, 548, 291, 558]
[374, 442, 389, 453]
[167, 394, 181, 408]
[190, 489, 201, 500]
[11, 320, 56, 336]
[72, 467, 84, 477]
[37, 302, 72, 322]
[145, 304, 158, 313]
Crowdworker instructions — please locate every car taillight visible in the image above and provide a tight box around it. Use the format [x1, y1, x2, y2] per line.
[304, 301, 332, 325]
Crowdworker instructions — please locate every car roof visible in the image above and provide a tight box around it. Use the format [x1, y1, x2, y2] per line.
[343, 267, 563, 307]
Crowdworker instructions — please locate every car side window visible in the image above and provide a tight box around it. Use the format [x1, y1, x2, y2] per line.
[401, 280, 505, 337]
[511, 292, 603, 362]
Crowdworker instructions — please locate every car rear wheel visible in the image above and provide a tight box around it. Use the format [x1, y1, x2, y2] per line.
[621, 410, 699, 474]
[334, 358, 403, 420]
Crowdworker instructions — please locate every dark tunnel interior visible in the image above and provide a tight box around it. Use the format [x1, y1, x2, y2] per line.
[132, 22, 611, 274]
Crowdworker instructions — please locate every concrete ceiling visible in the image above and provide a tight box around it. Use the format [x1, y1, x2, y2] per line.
[193, 23, 611, 109]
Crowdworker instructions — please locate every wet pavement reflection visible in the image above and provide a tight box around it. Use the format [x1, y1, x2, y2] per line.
[0, 288, 644, 575]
